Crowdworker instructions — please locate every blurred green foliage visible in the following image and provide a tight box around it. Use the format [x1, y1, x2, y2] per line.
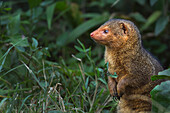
[151, 81, 170, 113]
[0, 0, 170, 112]
[151, 69, 170, 113]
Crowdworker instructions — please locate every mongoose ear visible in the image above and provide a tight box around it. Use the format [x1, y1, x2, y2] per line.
[120, 23, 129, 35]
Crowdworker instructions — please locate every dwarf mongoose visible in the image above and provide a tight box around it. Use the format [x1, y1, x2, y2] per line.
[90, 19, 164, 113]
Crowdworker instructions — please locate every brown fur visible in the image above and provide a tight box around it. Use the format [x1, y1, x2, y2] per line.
[90, 19, 164, 113]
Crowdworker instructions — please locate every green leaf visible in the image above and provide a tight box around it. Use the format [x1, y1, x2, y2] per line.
[150, 0, 158, 6]
[67, 13, 109, 44]
[31, 7, 43, 20]
[32, 38, 38, 49]
[151, 75, 170, 81]
[74, 45, 84, 52]
[8, 13, 20, 35]
[82, 86, 87, 92]
[55, 1, 68, 11]
[85, 48, 91, 52]
[136, 0, 146, 5]
[151, 81, 170, 113]
[40, 0, 53, 6]
[42, 48, 51, 57]
[85, 77, 89, 89]
[56, 32, 69, 47]
[108, 72, 118, 78]
[141, 11, 161, 31]
[35, 51, 43, 59]
[97, 68, 104, 73]
[154, 16, 169, 36]
[10, 36, 29, 47]
[151, 69, 170, 81]
[158, 68, 170, 76]
[98, 78, 107, 85]
[46, 3, 56, 29]
[77, 39, 85, 50]
[130, 13, 146, 22]
[0, 1, 2, 7]
[81, 13, 101, 18]
[104, 62, 109, 72]
[4, 8, 11, 11]
[28, 0, 42, 9]
[97, 88, 104, 98]
[15, 46, 25, 52]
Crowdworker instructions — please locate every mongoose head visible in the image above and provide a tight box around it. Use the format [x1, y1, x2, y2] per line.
[90, 19, 141, 48]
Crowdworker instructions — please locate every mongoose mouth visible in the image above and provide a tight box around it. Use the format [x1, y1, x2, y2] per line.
[90, 32, 103, 41]
[91, 36, 104, 41]
[90, 36, 105, 43]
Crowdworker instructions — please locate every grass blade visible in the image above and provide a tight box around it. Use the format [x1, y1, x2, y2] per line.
[21, 61, 45, 91]
[18, 94, 32, 113]
[46, 2, 56, 29]
[0, 98, 8, 109]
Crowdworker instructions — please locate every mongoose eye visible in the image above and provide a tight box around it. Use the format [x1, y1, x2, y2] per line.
[103, 30, 109, 34]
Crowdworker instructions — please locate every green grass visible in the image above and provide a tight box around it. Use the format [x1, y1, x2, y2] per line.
[0, 39, 118, 112]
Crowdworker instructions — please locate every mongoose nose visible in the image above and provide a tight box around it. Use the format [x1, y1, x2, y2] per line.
[90, 33, 94, 37]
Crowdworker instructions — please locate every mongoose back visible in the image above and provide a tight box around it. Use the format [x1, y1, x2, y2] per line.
[90, 19, 164, 113]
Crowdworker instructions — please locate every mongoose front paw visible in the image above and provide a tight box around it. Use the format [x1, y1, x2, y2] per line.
[117, 79, 126, 97]
[109, 84, 117, 96]
[117, 89, 124, 97]
[108, 77, 117, 97]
